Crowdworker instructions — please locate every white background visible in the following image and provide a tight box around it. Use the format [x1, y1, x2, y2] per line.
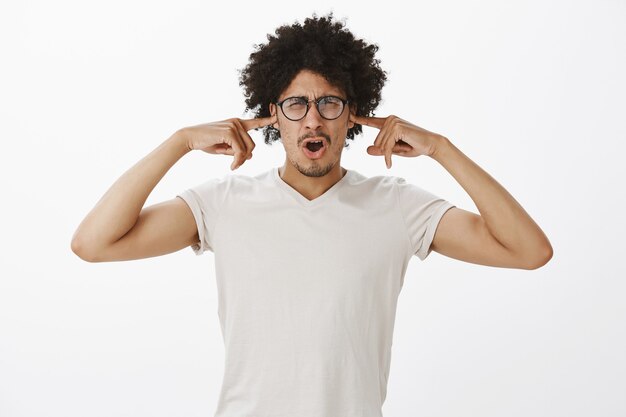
[1, 1, 624, 416]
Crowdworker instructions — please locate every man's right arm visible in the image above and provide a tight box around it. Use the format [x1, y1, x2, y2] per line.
[70, 115, 275, 262]
[70, 131, 196, 262]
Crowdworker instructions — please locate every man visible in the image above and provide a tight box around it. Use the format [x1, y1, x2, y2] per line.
[71, 12, 552, 417]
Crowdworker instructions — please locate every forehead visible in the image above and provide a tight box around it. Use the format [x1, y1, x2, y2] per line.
[279, 69, 345, 100]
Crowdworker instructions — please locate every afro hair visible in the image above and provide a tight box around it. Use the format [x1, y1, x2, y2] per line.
[237, 11, 388, 148]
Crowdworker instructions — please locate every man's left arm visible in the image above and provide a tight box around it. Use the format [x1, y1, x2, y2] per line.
[351, 113, 553, 270]
[428, 135, 553, 270]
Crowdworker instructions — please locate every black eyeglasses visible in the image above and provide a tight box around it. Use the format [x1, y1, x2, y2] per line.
[275, 95, 350, 121]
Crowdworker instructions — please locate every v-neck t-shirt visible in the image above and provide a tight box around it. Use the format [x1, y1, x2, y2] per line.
[176, 166, 455, 417]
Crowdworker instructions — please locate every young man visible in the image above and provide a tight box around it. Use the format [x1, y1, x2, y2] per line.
[71, 12, 552, 417]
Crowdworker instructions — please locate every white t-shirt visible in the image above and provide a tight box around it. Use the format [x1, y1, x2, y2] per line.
[176, 166, 455, 417]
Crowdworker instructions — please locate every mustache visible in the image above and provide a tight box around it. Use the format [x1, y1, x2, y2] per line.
[300, 132, 330, 144]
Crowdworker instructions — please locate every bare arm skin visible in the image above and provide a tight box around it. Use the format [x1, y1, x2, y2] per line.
[71, 115, 277, 262]
[427, 136, 553, 270]
[70, 132, 193, 262]
[351, 114, 553, 270]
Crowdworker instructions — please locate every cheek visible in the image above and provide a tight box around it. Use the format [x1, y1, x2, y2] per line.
[281, 132, 299, 152]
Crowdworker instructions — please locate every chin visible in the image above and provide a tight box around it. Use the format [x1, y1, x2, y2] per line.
[294, 160, 335, 178]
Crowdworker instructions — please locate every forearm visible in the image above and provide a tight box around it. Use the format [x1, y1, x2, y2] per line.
[430, 135, 552, 260]
[71, 131, 191, 253]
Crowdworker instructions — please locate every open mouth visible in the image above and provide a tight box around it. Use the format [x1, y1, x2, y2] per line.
[306, 140, 324, 152]
[302, 139, 326, 159]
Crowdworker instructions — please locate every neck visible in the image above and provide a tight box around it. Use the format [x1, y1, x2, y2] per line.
[278, 163, 347, 201]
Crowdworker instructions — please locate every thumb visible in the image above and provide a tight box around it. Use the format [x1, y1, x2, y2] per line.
[367, 145, 383, 155]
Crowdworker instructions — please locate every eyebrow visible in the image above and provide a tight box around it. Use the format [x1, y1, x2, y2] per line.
[286, 94, 344, 101]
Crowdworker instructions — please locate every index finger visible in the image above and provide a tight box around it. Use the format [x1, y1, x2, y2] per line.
[350, 114, 387, 130]
[239, 114, 278, 131]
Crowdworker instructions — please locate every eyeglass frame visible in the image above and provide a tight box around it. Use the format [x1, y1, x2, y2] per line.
[275, 95, 350, 121]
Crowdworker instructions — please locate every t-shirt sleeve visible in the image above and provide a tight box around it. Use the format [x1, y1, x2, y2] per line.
[175, 176, 230, 256]
[395, 177, 456, 261]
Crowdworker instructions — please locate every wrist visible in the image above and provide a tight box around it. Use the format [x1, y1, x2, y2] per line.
[429, 134, 451, 161]
[169, 129, 193, 155]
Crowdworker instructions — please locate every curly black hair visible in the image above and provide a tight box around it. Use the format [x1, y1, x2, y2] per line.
[237, 11, 388, 148]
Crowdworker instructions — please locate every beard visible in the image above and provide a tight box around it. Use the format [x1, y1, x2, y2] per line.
[292, 158, 336, 177]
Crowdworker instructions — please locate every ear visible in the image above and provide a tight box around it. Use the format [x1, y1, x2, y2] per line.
[347, 103, 357, 129]
[269, 103, 280, 129]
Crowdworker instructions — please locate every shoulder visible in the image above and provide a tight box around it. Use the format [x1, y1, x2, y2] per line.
[347, 170, 401, 190]
[338, 171, 402, 208]
[199, 169, 273, 189]
[352, 173, 435, 201]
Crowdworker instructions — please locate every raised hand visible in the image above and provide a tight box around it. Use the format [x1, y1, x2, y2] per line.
[180, 115, 277, 170]
[349, 114, 442, 169]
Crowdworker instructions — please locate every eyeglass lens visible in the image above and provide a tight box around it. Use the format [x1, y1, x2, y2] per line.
[282, 96, 344, 120]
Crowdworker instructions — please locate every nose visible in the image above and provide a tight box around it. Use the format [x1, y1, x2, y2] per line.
[303, 101, 324, 130]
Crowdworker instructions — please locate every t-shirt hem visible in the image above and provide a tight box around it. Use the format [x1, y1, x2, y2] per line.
[176, 193, 209, 255]
[416, 201, 456, 260]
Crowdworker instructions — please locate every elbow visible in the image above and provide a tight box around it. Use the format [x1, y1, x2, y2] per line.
[70, 235, 98, 263]
[525, 243, 554, 270]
